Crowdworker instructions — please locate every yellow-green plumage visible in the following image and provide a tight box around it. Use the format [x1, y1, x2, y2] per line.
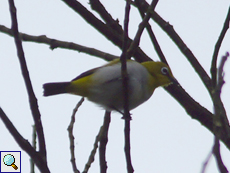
[43, 59, 177, 111]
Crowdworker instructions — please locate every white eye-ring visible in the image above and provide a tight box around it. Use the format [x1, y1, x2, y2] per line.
[161, 67, 169, 75]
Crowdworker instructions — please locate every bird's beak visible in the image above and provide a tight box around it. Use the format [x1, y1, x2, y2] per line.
[168, 75, 180, 86]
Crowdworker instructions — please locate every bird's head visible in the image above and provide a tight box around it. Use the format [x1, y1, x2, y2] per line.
[141, 61, 178, 88]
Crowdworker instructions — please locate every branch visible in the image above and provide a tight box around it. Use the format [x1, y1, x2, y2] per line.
[135, 0, 167, 64]
[8, 0, 47, 163]
[99, 111, 111, 173]
[127, 0, 159, 59]
[213, 138, 228, 173]
[212, 52, 230, 138]
[120, 0, 131, 119]
[89, 0, 123, 35]
[211, 7, 230, 87]
[0, 25, 118, 61]
[0, 107, 50, 173]
[165, 83, 230, 150]
[67, 98, 84, 173]
[212, 52, 229, 173]
[203, 52, 229, 173]
[120, 1, 133, 172]
[134, 0, 213, 94]
[62, 0, 152, 62]
[30, 125, 36, 173]
[201, 149, 213, 173]
[83, 111, 111, 173]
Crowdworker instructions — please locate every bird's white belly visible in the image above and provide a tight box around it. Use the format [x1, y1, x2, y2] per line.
[87, 61, 153, 111]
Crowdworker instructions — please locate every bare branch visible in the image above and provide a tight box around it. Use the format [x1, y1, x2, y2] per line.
[201, 149, 213, 173]
[0, 25, 118, 61]
[134, 0, 213, 94]
[83, 130, 101, 173]
[62, 0, 152, 62]
[135, 0, 167, 64]
[211, 7, 230, 87]
[0, 107, 50, 173]
[213, 138, 228, 173]
[120, 1, 134, 172]
[89, 0, 123, 35]
[67, 98, 84, 173]
[207, 52, 230, 173]
[212, 52, 230, 137]
[127, 0, 159, 59]
[99, 111, 111, 173]
[30, 125, 36, 173]
[8, 0, 48, 166]
[120, 0, 131, 119]
[83, 111, 111, 173]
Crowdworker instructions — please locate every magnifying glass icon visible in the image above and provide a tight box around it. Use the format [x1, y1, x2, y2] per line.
[3, 154, 18, 170]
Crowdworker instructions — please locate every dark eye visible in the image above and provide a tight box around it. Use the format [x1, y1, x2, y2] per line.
[161, 67, 169, 75]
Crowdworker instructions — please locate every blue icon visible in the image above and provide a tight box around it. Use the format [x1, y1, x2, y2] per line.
[3, 154, 18, 170]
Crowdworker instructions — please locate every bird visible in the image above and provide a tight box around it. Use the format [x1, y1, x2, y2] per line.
[43, 59, 177, 112]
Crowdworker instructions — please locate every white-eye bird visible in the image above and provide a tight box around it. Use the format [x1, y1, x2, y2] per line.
[43, 59, 177, 112]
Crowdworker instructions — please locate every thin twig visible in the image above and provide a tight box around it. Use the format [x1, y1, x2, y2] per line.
[201, 149, 213, 173]
[120, 0, 131, 119]
[99, 111, 111, 173]
[8, 0, 48, 169]
[211, 7, 230, 87]
[211, 52, 229, 173]
[120, 1, 134, 173]
[30, 125, 36, 173]
[0, 25, 118, 61]
[67, 98, 84, 173]
[212, 52, 230, 136]
[83, 111, 111, 173]
[135, 0, 167, 64]
[213, 138, 228, 173]
[89, 0, 123, 35]
[127, 0, 159, 59]
[83, 128, 101, 173]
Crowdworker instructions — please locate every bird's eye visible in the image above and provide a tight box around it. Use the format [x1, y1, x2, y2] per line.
[161, 67, 169, 75]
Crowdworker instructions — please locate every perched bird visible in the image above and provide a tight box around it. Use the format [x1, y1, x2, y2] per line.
[43, 59, 177, 112]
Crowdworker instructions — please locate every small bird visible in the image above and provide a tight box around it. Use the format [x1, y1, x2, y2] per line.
[43, 59, 177, 112]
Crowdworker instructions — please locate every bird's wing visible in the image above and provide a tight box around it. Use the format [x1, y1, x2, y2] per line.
[71, 59, 121, 82]
[71, 67, 100, 81]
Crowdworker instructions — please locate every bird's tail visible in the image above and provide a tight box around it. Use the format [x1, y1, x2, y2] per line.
[43, 82, 70, 96]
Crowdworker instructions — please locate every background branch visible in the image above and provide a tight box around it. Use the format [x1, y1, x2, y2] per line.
[83, 111, 111, 173]
[202, 52, 229, 173]
[0, 25, 118, 61]
[30, 125, 36, 173]
[99, 111, 111, 173]
[120, 1, 133, 172]
[0, 107, 50, 173]
[126, 0, 159, 59]
[67, 98, 84, 173]
[89, 0, 123, 35]
[135, 0, 167, 64]
[8, 0, 48, 170]
[134, 0, 213, 94]
[211, 7, 230, 87]
[62, 0, 152, 62]
[212, 52, 229, 173]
